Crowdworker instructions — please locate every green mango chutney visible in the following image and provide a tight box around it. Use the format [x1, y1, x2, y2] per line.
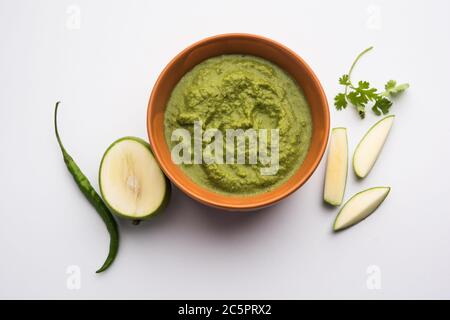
[164, 54, 312, 196]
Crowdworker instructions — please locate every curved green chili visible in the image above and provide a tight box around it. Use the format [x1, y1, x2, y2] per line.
[54, 101, 119, 273]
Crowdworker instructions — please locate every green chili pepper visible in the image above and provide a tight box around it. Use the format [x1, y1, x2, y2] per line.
[54, 101, 119, 273]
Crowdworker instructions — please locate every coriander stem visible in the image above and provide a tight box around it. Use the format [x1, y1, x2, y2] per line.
[345, 46, 374, 95]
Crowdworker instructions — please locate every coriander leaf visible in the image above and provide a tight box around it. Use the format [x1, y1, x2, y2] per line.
[384, 80, 409, 96]
[357, 105, 366, 119]
[393, 83, 409, 93]
[372, 97, 393, 115]
[334, 93, 348, 110]
[395, 83, 409, 92]
[339, 74, 351, 86]
[372, 104, 382, 116]
[347, 91, 367, 109]
[357, 80, 370, 89]
[355, 81, 378, 101]
[385, 80, 397, 91]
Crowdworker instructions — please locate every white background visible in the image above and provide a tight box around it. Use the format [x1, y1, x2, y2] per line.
[1, 0, 449, 299]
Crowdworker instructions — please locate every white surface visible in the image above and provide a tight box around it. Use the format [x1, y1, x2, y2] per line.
[1, 0, 450, 299]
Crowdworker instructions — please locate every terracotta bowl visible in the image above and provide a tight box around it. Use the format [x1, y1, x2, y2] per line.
[147, 33, 329, 211]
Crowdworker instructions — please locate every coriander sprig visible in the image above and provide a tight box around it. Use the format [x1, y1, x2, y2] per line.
[334, 46, 409, 119]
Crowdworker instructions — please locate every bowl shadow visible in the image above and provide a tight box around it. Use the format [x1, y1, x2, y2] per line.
[118, 184, 293, 236]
